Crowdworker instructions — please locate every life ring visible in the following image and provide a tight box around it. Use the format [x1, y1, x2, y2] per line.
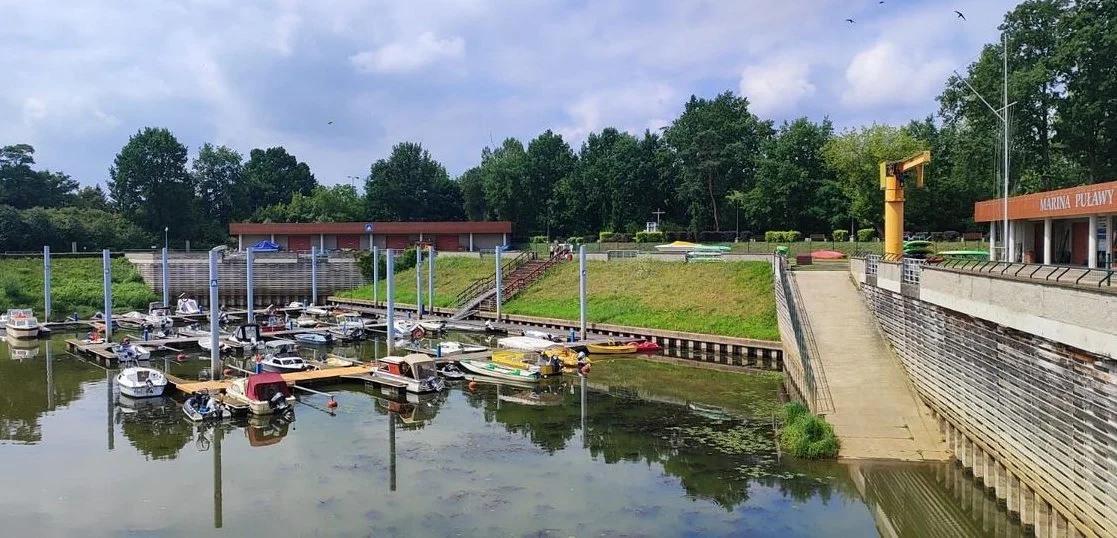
[411, 326, 425, 340]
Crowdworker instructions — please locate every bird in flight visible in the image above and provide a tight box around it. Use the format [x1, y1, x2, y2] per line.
[846, 18, 855, 23]
[954, 10, 966, 21]
[327, 121, 334, 125]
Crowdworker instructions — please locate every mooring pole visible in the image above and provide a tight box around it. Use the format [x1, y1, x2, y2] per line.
[372, 246, 379, 306]
[495, 247, 503, 320]
[209, 246, 222, 380]
[388, 409, 397, 492]
[311, 246, 319, 306]
[246, 247, 255, 324]
[580, 373, 587, 448]
[428, 245, 435, 314]
[579, 245, 587, 340]
[213, 423, 223, 529]
[415, 246, 423, 318]
[43, 245, 51, 321]
[161, 246, 170, 308]
[102, 249, 113, 342]
[386, 249, 395, 353]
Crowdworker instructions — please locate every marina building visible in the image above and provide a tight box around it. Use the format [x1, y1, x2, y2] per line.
[974, 180, 1117, 266]
[229, 221, 513, 252]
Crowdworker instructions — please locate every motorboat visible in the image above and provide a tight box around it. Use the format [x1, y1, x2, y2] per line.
[327, 325, 364, 342]
[111, 341, 152, 362]
[287, 301, 305, 309]
[335, 312, 376, 330]
[147, 302, 174, 329]
[224, 373, 295, 415]
[371, 354, 444, 393]
[634, 340, 662, 353]
[176, 296, 202, 315]
[497, 336, 556, 352]
[183, 392, 232, 422]
[586, 341, 638, 354]
[435, 341, 488, 356]
[585, 342, 637, 354]
[293, 332, 332, 345]
[418, 319, 445, 333]
[115, 361, 167, 398]
[542, 346, 579, 368]
[295, 314, 318, 328]
[653, 241, 731, 253]
[231, 323, 264, 349]
[304, 305, 329, 317]
[4, 309, 39, 339]
[437, 363, 466, 380]
[459, 358, 541, 383]
[323, 354, 357, 367]
[393, 319, 427, 340]
[259, 315, 287, 333]
[260, 340, 309, 373]
[197, 335, 235, 354]
[491, 349, 562, 376]
[522, 329, 558, 342]
[116, 311, 149, 328]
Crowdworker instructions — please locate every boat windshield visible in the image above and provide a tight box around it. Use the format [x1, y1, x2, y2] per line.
[413, 362, 435, 379]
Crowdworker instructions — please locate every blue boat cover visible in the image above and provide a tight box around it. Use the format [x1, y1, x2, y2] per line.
[251, 240, 281, 252]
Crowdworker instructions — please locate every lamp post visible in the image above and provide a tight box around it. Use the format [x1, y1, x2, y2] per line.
[164, 227, 169, 250]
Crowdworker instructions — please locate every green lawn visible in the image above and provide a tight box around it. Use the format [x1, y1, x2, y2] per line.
[504, 259, 778, 340]
[527, 240, 985, 257]
[0, 256, 157, 321]
[589, 358, 784, 418]
[336, 256, 494, 308]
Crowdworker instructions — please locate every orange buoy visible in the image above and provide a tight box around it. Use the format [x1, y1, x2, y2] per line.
[222, 368, 233, 376]
[176, 353, 186, 362]
[327, 399, 338, 409]
[468, 381, 478, 391]
[580, 365, 590, 376]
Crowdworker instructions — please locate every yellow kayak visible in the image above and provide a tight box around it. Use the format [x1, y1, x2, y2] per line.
[585, 342, 637, 354]
[542, 346, 579, 367]
[491, 350, 562, 376]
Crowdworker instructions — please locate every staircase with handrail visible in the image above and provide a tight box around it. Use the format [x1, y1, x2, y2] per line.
[450, 250, 563, 319]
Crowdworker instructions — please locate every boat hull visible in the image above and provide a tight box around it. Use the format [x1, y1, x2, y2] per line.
[459, 359, 540, 383]
[115, 370, 167, 398]
[370, 371, 444, 393]
[260, 363, 307, 374]
[491, 351, 561, 376]
[4, 326, 39, 339]
[585, 343, 637, 354]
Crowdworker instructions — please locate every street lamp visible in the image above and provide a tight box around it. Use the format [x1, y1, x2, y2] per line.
[164, 227, 169, 251]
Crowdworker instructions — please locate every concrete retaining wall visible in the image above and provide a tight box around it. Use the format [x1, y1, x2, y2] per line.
[860, 282, 1116, 538]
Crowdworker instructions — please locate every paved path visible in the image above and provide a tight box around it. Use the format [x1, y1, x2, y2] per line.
[793, 270, 949, 461]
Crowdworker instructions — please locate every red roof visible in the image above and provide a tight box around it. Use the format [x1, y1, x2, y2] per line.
[229, 221, 512, 235]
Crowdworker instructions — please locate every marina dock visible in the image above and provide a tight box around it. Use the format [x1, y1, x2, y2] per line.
[167, 364, 373, 395]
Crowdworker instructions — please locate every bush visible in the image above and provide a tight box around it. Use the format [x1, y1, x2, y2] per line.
[529, 235, 549, 244]
[832, 230, 850, 242]
[598, 231, 617, 242]
[634, 231, 666, 243]
[698, 231, 736, 243]
[664, 231, 690, 242]
[566, 237, 584, 245]
[943, 230, 960, 242]
[613, 233, 633, 243]
[355, 247, 417, 281]
[856, 228, 876, 242]
[779, 403, 840, 459]
[582, 235, 597, 244]
[765, 231, 803, 242]
[765, 231, 779, 243]
[787, 231, 802, 242]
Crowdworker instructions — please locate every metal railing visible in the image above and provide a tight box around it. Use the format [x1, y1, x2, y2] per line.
[454, 251, 535, 308]
[606, 249, 639, 260]
[935, 258, 1116, 288]
[773, 254, 834, 413]
[901, 258, 926, 285]
[866, 254, 880, 276]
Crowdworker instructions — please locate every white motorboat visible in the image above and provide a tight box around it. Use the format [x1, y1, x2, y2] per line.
[260, 339, 310, 373]
[327, 325, 364, 342]
[371, 354, 444, 393]
[176, 296, 202, 315]
[197, 335, 234, 354]
[459, 358, 541, 383]
[437, 363, 466, 380]
[295, 314, 318, 328]
[304, 306, 329, 317]
[116, 311, 148, 328]
[287, 301, 305, 309]
[293, 332, 332, 345]
[436, 341, 488, 356]
[224, 373, 295, 415]
[522, 329, 559, 342]
[4, 309, 39, 339]
[335, 312, 375, 329]
[110, 341, 152, 362]
[147, 302, 174, 329]
[393, 319, 428, 339]
[231, 324, 264, 350]
[418, 319, 445, 332]
[115, 362, 167, 398]
[497, 336, 556, 352]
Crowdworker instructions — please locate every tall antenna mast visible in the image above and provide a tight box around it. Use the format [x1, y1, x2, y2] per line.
[1002, 31, 1010, 262]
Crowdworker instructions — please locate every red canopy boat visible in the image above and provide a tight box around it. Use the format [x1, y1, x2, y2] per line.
[634, 340, 661, 353]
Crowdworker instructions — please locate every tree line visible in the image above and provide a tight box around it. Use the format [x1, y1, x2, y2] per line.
[0, 0, 1111, 252]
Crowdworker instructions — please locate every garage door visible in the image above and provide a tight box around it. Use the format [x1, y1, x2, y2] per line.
[435, 234, 459, 252]
[386, 235, 411, 249]
[336, 235, 361, 250]
[288, 235, 312, 252]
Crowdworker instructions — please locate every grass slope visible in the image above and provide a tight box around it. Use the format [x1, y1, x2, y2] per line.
[0, 257, 157, 320]
[589, 359, 784, 418]
[504, 259, 778, 340]
[337, 256, 494, 308]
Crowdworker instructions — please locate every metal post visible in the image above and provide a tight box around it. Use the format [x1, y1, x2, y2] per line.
[1088, 215, 1099, 268]
[495, 247, 502, 320]
[311, 246, 318, 306]
[1043, 218, 1053, 265]
[1002, 32, 1010, 266]
[428, 246, 435, 314]
[102, 249, 113, 342]
[372, 246, 379, 306]
[416, 246, 423, 318]
[43, 246, 51, 321]
[989, 222, 996, 261]
[580, 374, 587, 448]
[209, 247, 221, 380]
[386, 249, 395, 353]
[246, 247, 255, 323]
[579, 245, 587, 340]
[161, 247, 170, 307]
[388, 409, 397, 492]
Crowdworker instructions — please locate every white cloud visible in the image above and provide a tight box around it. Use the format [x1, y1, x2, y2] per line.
[841, 41, 953, 108]
[557, 84, 676, 144]
[739, 61, 816, 116]
[350, 32, 465, 74]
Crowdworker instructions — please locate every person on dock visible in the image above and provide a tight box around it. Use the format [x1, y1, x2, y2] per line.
[576, 351, 587, 376]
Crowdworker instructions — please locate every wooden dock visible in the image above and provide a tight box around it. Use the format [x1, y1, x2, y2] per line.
[168, 364, 372, 395]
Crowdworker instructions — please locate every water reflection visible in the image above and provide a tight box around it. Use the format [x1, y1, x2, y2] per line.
[0, 338, 101, 444]
[116, 394, 192, 460]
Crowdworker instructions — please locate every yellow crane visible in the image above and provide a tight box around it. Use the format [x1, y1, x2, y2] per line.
[879, 150, 932, 258]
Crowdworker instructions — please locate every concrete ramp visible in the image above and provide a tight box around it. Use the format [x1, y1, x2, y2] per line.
[792, 270, 948, 461]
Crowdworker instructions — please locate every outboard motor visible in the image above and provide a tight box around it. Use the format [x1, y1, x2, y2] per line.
[269, 391, 286, 409]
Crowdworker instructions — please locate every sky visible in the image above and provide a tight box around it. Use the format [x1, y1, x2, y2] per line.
[0, 0, 1021, 188]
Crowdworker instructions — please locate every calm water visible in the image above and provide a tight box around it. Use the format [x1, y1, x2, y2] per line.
[0, 333, 1026, 537]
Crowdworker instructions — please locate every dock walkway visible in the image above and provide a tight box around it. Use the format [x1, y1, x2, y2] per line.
[168, 365, 372, 394]
[792, 270, 949, 461]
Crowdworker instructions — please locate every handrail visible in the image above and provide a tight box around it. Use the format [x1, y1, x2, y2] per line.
[932, 258, 1116, 290]
[454, 251, 535, 307]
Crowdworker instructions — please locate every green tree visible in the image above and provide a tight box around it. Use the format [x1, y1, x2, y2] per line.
[366, 142, 463, 221]
[1056, 0, 1117, 182]
[192, 144, 244, 233]
[253, 184, 364, 222]
[745, 118, 833, 234]
[665, 92, 770, 232]
[525, 130, 576, 236]
[0, 144, 79, 209]
[458, 166, 487, 221]
[241, 147, 316, 217]
[478, 138, 530, 233]
[73, 185, 110, 211]
[108, 127, 198, 237]
[822, 124, 925, 230]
